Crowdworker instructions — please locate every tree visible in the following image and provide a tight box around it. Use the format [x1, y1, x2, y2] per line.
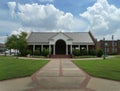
[5, 35, 16, 49]
[5, 35, 18, 55]
[5, 32, 28, 56]
[96, 48, 103, 57]
[17, 32, 28, 56]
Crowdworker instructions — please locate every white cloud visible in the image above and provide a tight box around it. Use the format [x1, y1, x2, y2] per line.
[8, 2, 16, 17]
[0, 28, 25, 43]
[80, 0, 120, 40]
[7, 0, 120, 40]
[17, 3, 83, 31]
[0, 20, 21, 32]
[0, 36, 7, 43]
[0, 20, 22, 43]
[11, 28, 25, 35]
[7, 2, 90, 33]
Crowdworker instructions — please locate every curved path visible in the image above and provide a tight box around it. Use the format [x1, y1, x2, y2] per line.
[0, 58, 120, 91]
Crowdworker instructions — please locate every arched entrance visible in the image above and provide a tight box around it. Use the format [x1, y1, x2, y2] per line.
[55, 39, 66, 54]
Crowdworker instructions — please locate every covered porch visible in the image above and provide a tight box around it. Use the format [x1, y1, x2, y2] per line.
[28, 43, 95, 56]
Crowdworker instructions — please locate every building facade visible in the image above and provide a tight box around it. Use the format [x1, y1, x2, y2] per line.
[26, 31, 97, 56]
[98, 40, 120, 55]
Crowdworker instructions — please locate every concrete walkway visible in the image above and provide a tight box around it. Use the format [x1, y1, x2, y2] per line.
[0, 58, 120, 91]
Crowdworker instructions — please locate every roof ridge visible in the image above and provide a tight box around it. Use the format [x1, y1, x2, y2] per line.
[32, 32, 88, 33]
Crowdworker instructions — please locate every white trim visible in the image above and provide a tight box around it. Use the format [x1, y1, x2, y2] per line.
[33, 45, 35, 52]
[49, 45, 51, 54]
[86, 45, 88, 51]
[49, 32, 73, 45]
[53, 45, 55, 55]
[70, 45, 72, 55]
[26, 31, 32, 40]
[66, 45, 68, 55]
[28, 42, 49, 45]
[79, 45, 80, 50]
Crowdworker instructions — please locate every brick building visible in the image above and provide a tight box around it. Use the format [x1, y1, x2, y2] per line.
[98, 40, 120, 55]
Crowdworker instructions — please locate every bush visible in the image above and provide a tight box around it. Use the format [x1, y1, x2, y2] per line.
[41, 48, 49, 56]
[27, 50, 32, 55]
[96, 48, 103, 57]
[34, 49, 40, 56]
[80, 49, 88, 55]
[72, 49, 80, 56]
[88, 49, 96, 56]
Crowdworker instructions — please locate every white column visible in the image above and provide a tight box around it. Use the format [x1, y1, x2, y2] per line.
[49, 45, 51, 55]
[79, 45, 80, 51]
[53, 45, 55, 55]
[86, 45, 88, 52]
[70, 45, 72, 55]
[33, 45, 35, 52]
[66, 45, 68, 55]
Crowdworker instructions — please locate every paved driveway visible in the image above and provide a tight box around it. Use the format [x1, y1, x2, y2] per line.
[0, 58, 120, 91]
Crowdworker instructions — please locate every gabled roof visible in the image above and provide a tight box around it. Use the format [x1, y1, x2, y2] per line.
[27, 32, 94, 44]
[65, 32, 93, 43]
[49, 32, 73, 40]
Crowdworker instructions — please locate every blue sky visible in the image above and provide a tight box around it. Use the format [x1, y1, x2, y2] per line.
[0, 0, 120, 43]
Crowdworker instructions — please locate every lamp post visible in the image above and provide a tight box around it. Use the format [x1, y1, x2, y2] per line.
[105, 42, 108, 57]
[103, 37, 106, 60]
[103, 37, 108, 60]
[112, 35, 114, 54]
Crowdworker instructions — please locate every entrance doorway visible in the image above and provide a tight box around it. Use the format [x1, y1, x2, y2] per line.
[55, 39, 66, 54]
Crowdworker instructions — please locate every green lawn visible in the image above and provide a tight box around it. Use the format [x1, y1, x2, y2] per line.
[73, 56, 120, 81]
[0, 56, 49, 81]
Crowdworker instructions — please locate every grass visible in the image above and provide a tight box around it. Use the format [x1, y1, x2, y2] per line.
[74, 55, 97, 58]
[73, 55, 120, 81]
[0, 56, 49, 81]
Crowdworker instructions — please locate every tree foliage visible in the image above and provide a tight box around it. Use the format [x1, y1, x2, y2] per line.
[80, 49, 88, 55]
[41, 48, 49, 56]
[96, 48, 103, 57]
[34, 49, 40, 56]
[72, 49, 80, 56]
[5, 32, 28, 56]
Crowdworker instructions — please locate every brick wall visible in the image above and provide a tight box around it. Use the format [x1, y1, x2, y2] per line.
[98, 40, 120, 54]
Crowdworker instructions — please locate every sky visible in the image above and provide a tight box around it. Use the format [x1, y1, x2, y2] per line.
[0, 0, 120, 43]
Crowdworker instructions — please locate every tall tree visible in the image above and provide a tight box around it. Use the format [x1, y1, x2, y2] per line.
[5, 32, 28, 56]
[18, 32, 28, 56]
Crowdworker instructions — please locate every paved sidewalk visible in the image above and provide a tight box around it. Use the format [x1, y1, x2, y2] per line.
[28, 59, 93, 91]
[0, 58, 120, 91]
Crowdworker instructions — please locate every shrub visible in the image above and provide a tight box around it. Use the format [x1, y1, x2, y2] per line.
[72, 49, 80, 56]
[27, 50, 32, 55]
[41, 48, 49, 56]
[96, 48, 103, 57]
[34, 49, 40, 56]
[89, 49, 96, 56]
[80, 49, 88, 55]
